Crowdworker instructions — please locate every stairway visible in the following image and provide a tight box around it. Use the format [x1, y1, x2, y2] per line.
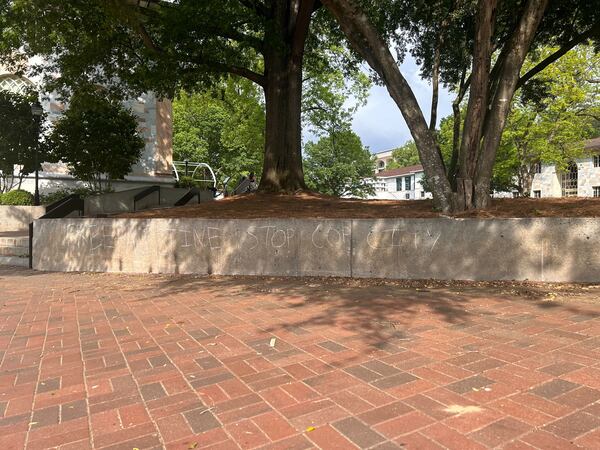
[0, 231, 29, 267]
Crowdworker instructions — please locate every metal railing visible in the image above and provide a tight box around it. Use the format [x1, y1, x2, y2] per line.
[133, 185, 161, 212]
[174, 187, 201, 206]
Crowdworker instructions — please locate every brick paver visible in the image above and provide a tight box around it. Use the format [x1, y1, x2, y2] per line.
[1, 266, 600, 449]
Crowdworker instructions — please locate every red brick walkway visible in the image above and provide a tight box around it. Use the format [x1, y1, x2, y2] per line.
[1, 267, 599, 449]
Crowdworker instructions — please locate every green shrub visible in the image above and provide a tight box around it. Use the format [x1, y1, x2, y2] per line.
[40, 187, 98, 205]
[175, 176, 197, 189]
[0, 189, 34, 205]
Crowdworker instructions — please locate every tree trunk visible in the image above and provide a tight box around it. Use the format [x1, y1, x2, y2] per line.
[258, 0, 314, 192]
[260, 55, 306, 192]
[521, 167, 534, 196]
[429, 45, 441, 131]
[456, 0, 497, 209]
[322, 0, 455, 212]
[473, 0, 549, 208]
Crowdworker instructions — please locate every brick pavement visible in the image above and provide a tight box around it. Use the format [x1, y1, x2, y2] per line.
[1, 266, 599, 449]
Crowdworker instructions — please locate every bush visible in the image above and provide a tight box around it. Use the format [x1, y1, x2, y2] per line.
[175, 176, 197, 189]
[175, 176, 216, 191]
[0, 189, 34, 205]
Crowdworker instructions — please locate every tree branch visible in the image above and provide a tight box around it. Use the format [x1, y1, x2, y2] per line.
[135, 22, 163, 54]
[216, 64, 266, 87]
[516, 23, 600, 89]
[291, 0, 317, 61]
[238, 0, 269, 17]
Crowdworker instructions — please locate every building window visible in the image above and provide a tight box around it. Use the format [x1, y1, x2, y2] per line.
[404, 176, 411, 191]
[594, 186, 600, 198]
[396, 177, 402, 191]
[533, 162, 542, 174]
[405, 193, 410, 200]
[533, 190, 541, 198]
[512, 192, 519, 198]
[594, 155, 600, 168]
[421, 191, 425, 198]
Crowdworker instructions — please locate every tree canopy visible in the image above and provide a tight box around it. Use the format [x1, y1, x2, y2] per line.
[496, 45, 600, 195]
[3, 0, 599, 208]
[436, 44, 600, 196]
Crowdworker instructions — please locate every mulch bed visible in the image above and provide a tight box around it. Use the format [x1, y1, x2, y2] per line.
[117, 192, 600, 219]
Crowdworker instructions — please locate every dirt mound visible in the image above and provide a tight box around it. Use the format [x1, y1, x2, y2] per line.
[116, 192, 600, 219]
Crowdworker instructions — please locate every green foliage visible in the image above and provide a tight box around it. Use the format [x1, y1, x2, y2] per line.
[174, 176, 195, 189]
[387, 141, 420, 169]
[173, 78, 265, 184]
[304, 130, 375, 198]
[303, 47, 371, 136]
[499, 45, 599, 194]
[0, 189, 34, 205]
[48, 90, 145, 192]
[0, 89, 46, 193]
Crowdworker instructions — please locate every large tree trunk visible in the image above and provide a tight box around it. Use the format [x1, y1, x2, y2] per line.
[322, 0, 455, 212]
[259, 0, 314, 192]
[456, 0, 497, 209]
[473, 0, 549, 207]
[260, 53, 306, 191]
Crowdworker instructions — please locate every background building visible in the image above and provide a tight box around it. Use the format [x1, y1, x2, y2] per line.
[370, 137, 600, 200]
[0, 65, 174, 194]
[373, 149, 393, 173]
[531, 138, 600, 198]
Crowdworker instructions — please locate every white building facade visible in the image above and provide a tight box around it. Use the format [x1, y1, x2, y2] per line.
[370, 137, 600, 200]
[367, 164, 432, 200]
[531, 138, 600, 198]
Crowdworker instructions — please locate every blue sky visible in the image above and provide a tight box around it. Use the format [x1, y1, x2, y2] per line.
[350, 55, 454, 153]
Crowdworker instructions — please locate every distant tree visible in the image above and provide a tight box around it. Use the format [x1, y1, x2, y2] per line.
[48, 91, 144, 192]
[0, 90, 46, 193]
[304, 130, 375, 197]
[387, 140, 420, 169]
[173, 78, 265, 184]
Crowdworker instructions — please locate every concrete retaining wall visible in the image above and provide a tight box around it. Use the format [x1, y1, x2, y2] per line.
[0, 205, 46, 232]
[32, 217, 600, 282]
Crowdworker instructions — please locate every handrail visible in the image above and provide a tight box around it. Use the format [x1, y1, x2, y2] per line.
[174, 187, 200, 206]
[40, 196, 84, 219]
[44, 193, 80, 213]
[133, 185, 160, 212]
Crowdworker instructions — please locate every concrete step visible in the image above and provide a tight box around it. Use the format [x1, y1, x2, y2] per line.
[0, 255, 28, 267]
[0, 234, 29, 257]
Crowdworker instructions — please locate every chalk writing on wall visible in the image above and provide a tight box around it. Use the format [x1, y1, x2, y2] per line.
[366, 227, 441, 251]
[311, 223, 351, 249]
